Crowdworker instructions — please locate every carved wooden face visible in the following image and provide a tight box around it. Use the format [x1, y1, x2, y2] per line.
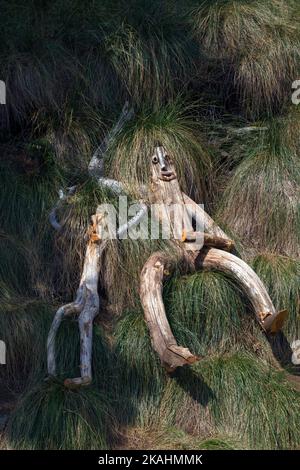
[151, 146, 177, 183]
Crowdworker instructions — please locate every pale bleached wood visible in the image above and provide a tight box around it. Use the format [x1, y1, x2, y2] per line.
[139, 146, 287, 371]
[88, 101, 134, 178]
[140, 252, 199, 372]
[194, 248, 288, 334]
[50, 102, 134, 232]
[182, 193, 230, 240]
[182, 231, 234, 251]
[48, 144, 288, 381]
[49, 186, 77, 232]
[149, 148, 194, 251]
[47, 213, 104, 388]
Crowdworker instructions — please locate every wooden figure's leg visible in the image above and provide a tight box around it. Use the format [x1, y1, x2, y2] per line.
[140, 251, 199, 372]
[64, 300, 99, 388]
[47, 295, 84, 377]
[182, 193, 287, 334]
[195, 248, 288, 334]
[47, 213, 103, 386]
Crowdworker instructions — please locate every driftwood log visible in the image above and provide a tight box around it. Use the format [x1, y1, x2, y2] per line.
[139, 146, 288, 372]
[47, 140, 288, 386]
[47, 213, 104, 387]
[140, 252, 199, 372]
[47, 104, 137, 387]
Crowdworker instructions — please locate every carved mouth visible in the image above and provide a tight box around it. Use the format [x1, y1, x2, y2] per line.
[159, 170, 177, 181]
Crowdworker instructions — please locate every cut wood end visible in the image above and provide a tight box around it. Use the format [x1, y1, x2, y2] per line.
[182, 231, 235, 252]
[90, 233, 101, 242]
[227, 240, 235, 251]
[186, 353, 200, 365]
[64, 376, 92, 389]
[163, 345, 200, 372]
[261, 309, 288, 335]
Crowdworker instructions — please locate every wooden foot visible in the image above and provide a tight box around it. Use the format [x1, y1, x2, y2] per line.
[163, 345, 199, 372]
[64, 376, 92, 389]
[261, 309, 288, 335]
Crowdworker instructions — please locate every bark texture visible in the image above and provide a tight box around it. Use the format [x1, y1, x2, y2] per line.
[140, 252, 199, 372]
[47, 214, 104, 388]
[193, 248, 288, 334]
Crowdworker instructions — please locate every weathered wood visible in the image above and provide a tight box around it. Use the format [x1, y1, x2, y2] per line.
[182, 230, 234, 251]
[88, 101, 134, 178]
[140, 243, 287, 371]
[193, 248, 288, 334]
[139, 146, 287, 371]
[48, 143, 288, 383]
[47, 213, 104, 388]
[149, 148, 195, 251]
[140, 252, 199, 371]
[49, 186, 77, 232]
[182, 193, 230, 240]
[50, 102, 134, 232]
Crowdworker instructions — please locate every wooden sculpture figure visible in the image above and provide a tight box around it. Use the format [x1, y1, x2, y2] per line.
[139, 146, 288, 371]
[47, 136, 288, 387]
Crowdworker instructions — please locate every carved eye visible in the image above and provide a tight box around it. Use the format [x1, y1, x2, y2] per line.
[152, 155, 159, 164]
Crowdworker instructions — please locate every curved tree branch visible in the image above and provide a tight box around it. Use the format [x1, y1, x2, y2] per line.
[140, 251, 199, 372]
[47, 213, 107, 387]
[88, 101, 134, 178]
[49, 186, 77, 231]
[49, 102, 135, 231]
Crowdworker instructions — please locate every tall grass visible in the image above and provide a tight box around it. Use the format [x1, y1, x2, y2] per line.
[159, 353, 300, 449]
[218, 120, 300, 257]
[107, 101, 213, 201]
[8, 382, 115, 450]
[251, 253, 300, 340]
[2, 300, 116, 450]
[190, 0, 300, 117]
[1, 0, 300, 452]
[0, 139, 64, 298]
[5, 266, 300, 449]
[0, 0, 196, 132]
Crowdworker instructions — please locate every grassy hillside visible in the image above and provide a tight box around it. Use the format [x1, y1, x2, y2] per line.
[0, 0, 299, 450]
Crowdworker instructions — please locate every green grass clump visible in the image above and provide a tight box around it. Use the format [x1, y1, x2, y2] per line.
[107, 102, 213, 202]
[114, 310, 166, 426]
[218, 123, 300, 257]
[121, 425, 245, 449]
[165, 271, 250, 356]
[0, 139, 65, 297]
[191, 0, 300, 117]
[198, 437, 240, 450]
[251, 253, 300, 341]
[159, 353, 300, 449]
[0, 300, 53, 392]
[8, 382, 114, 450]
[0, 0, 195, 131]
